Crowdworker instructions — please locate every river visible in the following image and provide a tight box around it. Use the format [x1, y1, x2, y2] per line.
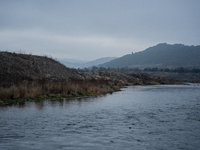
[0, 84, 200, 150]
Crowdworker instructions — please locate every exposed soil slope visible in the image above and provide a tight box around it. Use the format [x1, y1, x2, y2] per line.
[0, 52, 80, 83]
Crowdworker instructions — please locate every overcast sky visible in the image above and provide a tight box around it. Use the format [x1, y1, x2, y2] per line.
[1, 0, 200, 61]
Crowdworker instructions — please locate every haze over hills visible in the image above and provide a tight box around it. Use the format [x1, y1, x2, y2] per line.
[81, 57, 117, 68]
[58, 58, 87, 64]
[58, 57, 117, 68]
[100, 43, 200, 69]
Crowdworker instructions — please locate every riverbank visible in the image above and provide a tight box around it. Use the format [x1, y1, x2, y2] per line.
[0, 78, 122, 105]
[0, 75, 182, 105]
[0, 51, 182, 105]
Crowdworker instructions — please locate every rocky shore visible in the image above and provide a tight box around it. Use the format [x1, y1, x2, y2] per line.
[0, 52, 181, 105]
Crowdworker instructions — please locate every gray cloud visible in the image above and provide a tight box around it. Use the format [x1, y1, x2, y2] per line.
[0, 0, 200, 60]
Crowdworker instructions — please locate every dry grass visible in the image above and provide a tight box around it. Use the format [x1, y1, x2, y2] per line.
[0, 87, 12, 100]
[0, 78, 119, 102]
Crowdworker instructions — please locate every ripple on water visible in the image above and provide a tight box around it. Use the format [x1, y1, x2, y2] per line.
[0, 84, 200, 150]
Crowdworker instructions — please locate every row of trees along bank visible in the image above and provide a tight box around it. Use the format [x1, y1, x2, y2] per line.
[90, 66, 200, 74]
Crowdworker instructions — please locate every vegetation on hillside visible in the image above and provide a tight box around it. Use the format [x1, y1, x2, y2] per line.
[100, 43, 200, 68]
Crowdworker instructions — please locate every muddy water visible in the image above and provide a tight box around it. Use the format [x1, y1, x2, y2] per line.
[0, 84, 200, 150]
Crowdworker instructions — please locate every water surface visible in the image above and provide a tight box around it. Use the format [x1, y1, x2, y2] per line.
[0, 84, 200, 150]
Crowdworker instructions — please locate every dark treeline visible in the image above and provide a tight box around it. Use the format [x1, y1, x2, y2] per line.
[90, 66, 200, 74]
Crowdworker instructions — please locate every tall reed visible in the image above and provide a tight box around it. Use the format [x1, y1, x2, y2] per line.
[0, 78, 120, 102]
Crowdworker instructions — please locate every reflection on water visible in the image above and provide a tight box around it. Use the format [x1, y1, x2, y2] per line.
[2, 94, 107, 110]
[0, 84, 200, 150]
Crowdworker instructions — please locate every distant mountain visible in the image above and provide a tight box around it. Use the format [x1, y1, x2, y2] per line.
[80, 57, 117, 68]
[57, 58, 88, 68]
[58, 57, 117, 68]
[57, 58, 88, 64]
[100, 43, 200, 68]
[57, 60, 82, 68]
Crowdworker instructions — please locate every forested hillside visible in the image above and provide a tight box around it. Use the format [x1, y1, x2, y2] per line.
[101, 43, 200, 68]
